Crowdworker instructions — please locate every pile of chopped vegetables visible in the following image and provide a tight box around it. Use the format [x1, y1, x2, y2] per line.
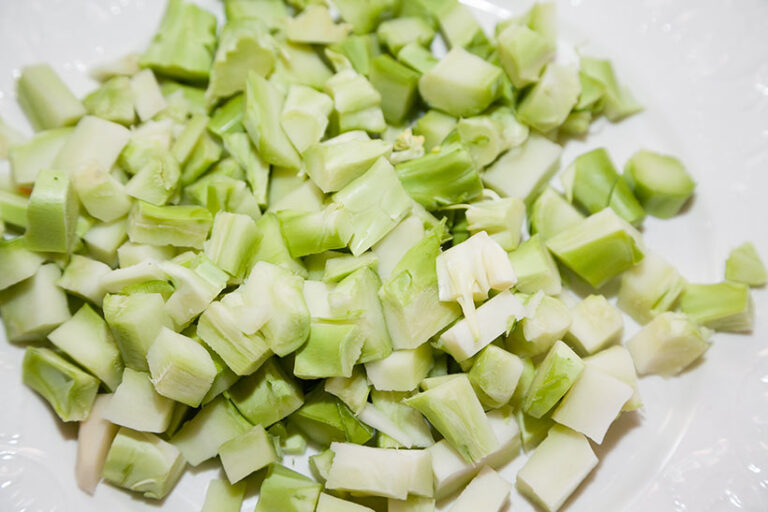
[0, 0, 763, 511]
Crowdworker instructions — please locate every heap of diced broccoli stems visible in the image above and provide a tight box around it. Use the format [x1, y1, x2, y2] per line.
[0, 0, 763, 511]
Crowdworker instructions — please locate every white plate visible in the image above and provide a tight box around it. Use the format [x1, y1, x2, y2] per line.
[1, 1, 767, 511]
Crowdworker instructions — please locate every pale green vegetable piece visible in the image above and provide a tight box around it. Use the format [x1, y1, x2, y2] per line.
[333, 157, 412, 256]
[326, 442, 433, 499]
[289, 389, 373, 446]
[140, 0, 217, 82]
[388, 496, 436, 512]
[221, 132, 270, 206]
[53, 115, 130, 175]
[507, 294, 571, 358]
[546, 208, 644, 288]
[100, 259, 166, 294]
[516, 409, 553, 452]
[626, 312, 711, 376]
[254, 464, 322, 512]
[379, 230, 461, 349]
[160, 257, 228, 328]
[680, 281, 754, 332]
[103, 292, 172, 371]
[0, 117, 25, 160]
[564, 295, 623, 355]
[378, 17, 435, 55]
[17, 63, 85, 130]
[371, 390, 434, 449]
[372, 215, 424, 281]
[469, 345, 524, 409]
[412, 110, 456, 151]
[244, 72, 302, 169]
[281, 85, 333, 153]
[286, 5, 351, 44]
[8, 127, 72, 186]
[419, 47, 502, 118]
[365, 344, 433, 392]
[272, 41, 334, 91]
[405, 374, 497, 463]
[324, 252, 379, 282]
[623, 149, 695, 218]
[201, 479, 246, 512]
[83, 76, 135, 125]
[227, 358, 304, 426]
[457, 107, 529, 168]
[83, 217, 129, 266]
[523, 340, 584, 419]
[0, 189, 29, 229]
[370, 55, 421, 125]
[466, 197, 525, 252]
[0, 238, 45, 291]
[325, 366, 371, 415]
[483, 134, 562, 205]
[72, 164, 133, 222]
[204, 211, 258, 282]
[397, 42, 439, 75]
[278, 206, 347, 258]
[22, 346, 99, 422]
[309, 448, 335, 483]
[617, 251, 685, 324]
[726, 242, 767, 286]
[584, 345, 642, 411]
[517, 64, 580, 133]
[269, 180, 324, 215]
[333, 0, 396, 34]
[128, 201, 212, 249]
[103, 368, 175, 433]
[580, 57, 642, 122]
[251, 213, 308, 277]
[103, 427, 186, 500]
[516, 425, 597, 512]
[449, 466, 511, 512]
[171, 396, 251, 466]
[75, 394, 119, 495]
[25, 169, 79, 254]
[317, 493, 375, 512]
[268, 421, 308, 456]
[294, 320, 363, 379]
[508, 235, 562, 295]
[218, 425, 278, 483]
[432, 0, 493, 58]
[497, 23, 555, 88]
[130, 69, 167, 121]
[207, 19, 275, 104]
[552, 367, 632, 444]
[1, 263, 71, 343]
[48, 304, 123, 391]
[172, 114, 208, 164]
[124, 146, 181, 206]
[147, 327, 216, 407]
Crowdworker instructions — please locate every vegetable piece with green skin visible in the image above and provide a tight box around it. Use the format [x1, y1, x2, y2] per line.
[419, 47, 503, 117]
[725, 242, 767, 286]
[329, 34, 381, 76]
[123, 144, 181, 206]
[523, 340, 584, 419]
[680, 281, 754, 332]
[325, 69, 387, 134]
[0, 237, 45, 291]
[325, 366, 371, 415]
[506, 294, 571, 358]
[147, 327, 217, 407]
[140, 0, 217, 82]
[17, 64, 85, 130]
[204, 211, 259, 282]
[304, 132, 392, 193]
[207, 94, 244, 136]
[309, 448, 335, 483]
[254, 464, 322, 512]
[83, 217, 128, 267]
[8, 127, 72, 186]
[130, 70, 167, 122]
[278, 206, 347, 258]
[103, 368, 175, 433]
[457, 106, 529, 168]
[365, 344, 433, 392]
[564, 294, 623, 355]
[450, 466, 511, 512]
[469, 345, 524, 409]
[483, 134, 562, 205]
[251, 213, 308, 277]
[280, 85, 333, 153]
[25, 169, 79, 254]
[0, 189, 29, 229]
[289, 389, 374, 446]
[377, 17, 435, 55]
[466, 197, 525, 251]
[617, 251, 685, 324]
[623, 150, 695, 218]
[268, 421, 309, 455]
[22, 347, 99, 422]
[546, 208, 644, 289]
[584, 345, 642, 411]
[127, 201, 212, 249]
[180, 132, 221, 185]
[226, 358, 304, 427]
[497, 23, 555, 88]
[517, 63, 581, 133]
[396, 142, 483, 210]
[433, 0, 493, 58]
[507, 234, 562, 295]
[201, 479, 247, 512]
[243, 72, 301, 169]
[334, 157, 412, 256]
[103, 293, 172, 371]
[370, 390, 434, 448]
[405, 374, 497, 463]
[286, 5, 351, 45]
[412, 110, 456, 151]
[218, 425, 278, 483]
[72, 164, 133, 222]
[317, 493, 375, 512]
[83, 76, 135, 126]
[48, 304, 124, 392]
[333, 0, 396, 34]
[160, 257, 228, 329]
[626, 312, 711, 376]
[294, 319, 364, 379]
[388, 496, 436, 512]
[0, 263, 71, 343]
[323, 252, 379, 282]
[580, 56, 642, 122]
[221, 132, 270, 207]
[516, 409, 554, 452]
[206, 19, 275, 105]
[369, 55, 421, 125]
[397, 43, 439, 75]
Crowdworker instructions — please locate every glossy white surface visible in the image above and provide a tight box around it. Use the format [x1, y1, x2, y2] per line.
[0, 1, 766, 511]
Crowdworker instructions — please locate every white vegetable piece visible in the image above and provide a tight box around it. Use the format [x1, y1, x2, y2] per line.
[103, 368, 175, 433]
[303, 280, 335, 319]
[564, 295, 623, 355]
[517, 425, 598, 512]
[438, 290, 525, 362]
[552, 367, 632, 443]
[52, 115, 130, 175]
[76, 394, 119, 495]
[373, 215, 425, 280]
[449, 466, 511, 512]
[365, 344, 433, 392]
[584, 345, 642, 411]
[326, 443, 433, 499]
[436, 231, 516, 338]
[131, 69, 167, 121]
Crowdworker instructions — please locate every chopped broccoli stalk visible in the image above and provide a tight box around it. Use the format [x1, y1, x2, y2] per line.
[103, 293, 172, 371]
[281, 85, 333, 153]
[517, 63, 580, 133]
[131, 69, 167, 121]
[433, 0, 493, 58]
[252, 213, 308, 277]
[405, 374, 497, 463]
[333, 0, 396, 34]
[48, 304, 123, 392]
[325, 69, 386, 134]
[204, 212, 259, 282]
[180, 132, 221, 185]
[272, 42, 333, 91]
[497, 24, 555, 88]
[529, 187, 584, 240]
[458, 106, 529, 168]
[388, 497, 436, 512]
[17, 63, 85, 130]
[123, 144, 181, 206]
[25, 169, 79, 253]
[8, 127, 72, 186]
[412, 110, 456, 151]
[371, 390, 434, 448]
[325, 366, 371, 414]
[523, 340, 584, 419]
[466, 197, 525, 251]
[564, 295, 623, 355]
[617, 251, 685, 324]
[76, 394, 119, 495]
[725, 242, 767, 286]
[0, 238, 45, 291]
[201, 479, 247, 512]
[22, 346, 99, 422]
[286, 5, 352, 44]
[103, 368, 175, 433]
[208, 94, 245, 137]
[377, 17, 435, 55]
[580, 57, 642, 121]
[224, 0, 289, 29]
[0, 190, 29, 229]
[83, 76, 135, 125]
[468, 345, 524, 409]
[278, 206, 347, 258]
[516, 409, 554, 452]
[450, 466, 511, 512]
[397, 43, 439, 75]
[507, 294, 571, 358]
[584, 345, 642, 411]
[72, 164, 133, 222]
[83, 217, 128, 266]
[317, 493, 376, 512]
[304, 132, 392, 193]
[309, 448, 335, 483]
[289, 389, 374, 446]
[218, 425, 278, 483]
[226, 358, 303, 426]
[323, 252, 378, 282]
[507, 234, 562, 295]
[254, 464, 322, 512]
[140, 0, 217, 82]
[419, 48, 502, 117]
[365, 344, 433, 392]
[329, 34, 381, 76]
[680, 281, 754, 332]
[128, 201, 212, 249]
[623, 149, 695, 218]
[294, 319, 364, 379]
[221, 132, 270, 206]
[372, 215, 425, 281]
[626, 312, 711, 376]
[369, 55, 421, 125]
[1, 263, 71, 343]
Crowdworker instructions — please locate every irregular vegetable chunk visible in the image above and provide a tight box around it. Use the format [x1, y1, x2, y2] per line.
[623, 150, 694, 218]
[218, 425, 278, 483]
[76, 395, 118, 495]
[680, 281, 754, 332]
[17, 64, 85, 130]
[523, 340, 584, 419]
[725, 242, 766, 287]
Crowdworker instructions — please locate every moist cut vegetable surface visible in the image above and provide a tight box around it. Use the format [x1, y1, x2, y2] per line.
[0, 0, 761, 511]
